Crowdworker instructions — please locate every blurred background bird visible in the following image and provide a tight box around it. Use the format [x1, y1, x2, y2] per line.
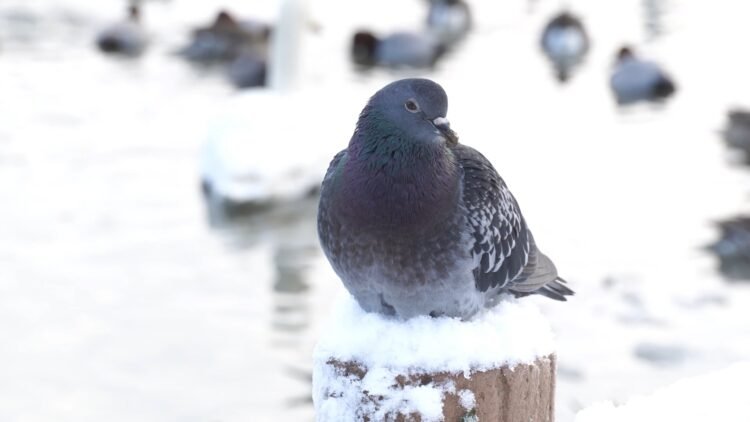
[609, 45, 676, 105]
[540, 11, 589, 83]
[351, 30, 446, 69]
[96, 3, 148, 56]
[706, 216, 750, 281]
[720, 109, 750, 161]
[178, 10, 270, 64]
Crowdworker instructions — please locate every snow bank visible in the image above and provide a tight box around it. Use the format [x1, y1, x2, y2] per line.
[575, 362, 750, 422]
[312, 294, 555, 421]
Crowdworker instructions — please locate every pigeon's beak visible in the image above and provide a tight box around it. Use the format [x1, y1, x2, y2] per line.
[432, 117, 459, 145]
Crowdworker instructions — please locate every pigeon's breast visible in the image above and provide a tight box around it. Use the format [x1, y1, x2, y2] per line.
[321, 207, 483, 318]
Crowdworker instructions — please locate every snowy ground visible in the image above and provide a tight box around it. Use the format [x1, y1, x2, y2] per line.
[2, 0, 750, 421]
[575, 362, 750, 421]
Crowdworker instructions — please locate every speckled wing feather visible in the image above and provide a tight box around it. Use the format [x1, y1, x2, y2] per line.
[452, 144, 532, 293]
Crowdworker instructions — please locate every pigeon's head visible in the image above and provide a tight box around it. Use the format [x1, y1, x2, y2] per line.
[361, 78, 458, 146]
[352, 31, 378, 66]
[553, 12, 578, 26]
[616, 46, 634, 62]
[213, 10, 239, 31]
[128, 4, 141, 22]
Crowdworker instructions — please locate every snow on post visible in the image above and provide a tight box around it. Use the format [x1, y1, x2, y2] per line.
[313, 295, 557, 421]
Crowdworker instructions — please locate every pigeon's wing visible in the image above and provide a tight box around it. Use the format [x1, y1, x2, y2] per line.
[453, 144, 531, 292]
[454, 144, 572, 300]
[318, 150, 346, 241]
[322, 149, 347, 182]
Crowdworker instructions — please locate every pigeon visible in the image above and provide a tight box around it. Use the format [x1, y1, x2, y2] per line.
[540, 11, 589, 83]
[96, 5, 148, 57]
[317, 78, 572, 320]
[610, 46, 676, 105]
[351, 31, 446, 69]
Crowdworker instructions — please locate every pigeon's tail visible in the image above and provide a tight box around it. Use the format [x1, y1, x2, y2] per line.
[98, 36, 123, 53]
[510, 251, 574, 301]
[555, 65, 572, 83]
[535, 277, 574, 301]
[653, 76, 676, 99]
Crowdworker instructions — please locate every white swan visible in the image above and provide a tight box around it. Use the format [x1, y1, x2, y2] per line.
[200, 0, 364, 213]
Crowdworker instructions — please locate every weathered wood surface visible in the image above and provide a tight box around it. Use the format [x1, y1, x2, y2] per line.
[320, 354, 556, 421]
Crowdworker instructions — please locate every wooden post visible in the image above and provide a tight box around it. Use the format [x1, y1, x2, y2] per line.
[316, 355, 555, 422]
[312, 296, 557, 421]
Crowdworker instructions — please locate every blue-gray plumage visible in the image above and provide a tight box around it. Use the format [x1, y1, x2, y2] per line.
[318, 78, 573, 320]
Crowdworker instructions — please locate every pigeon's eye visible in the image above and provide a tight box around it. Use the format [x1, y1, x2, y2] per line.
[404, 99, 420, 113]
